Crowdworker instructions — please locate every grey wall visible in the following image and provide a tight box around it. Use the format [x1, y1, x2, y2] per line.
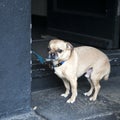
[0, 0, 31, 117]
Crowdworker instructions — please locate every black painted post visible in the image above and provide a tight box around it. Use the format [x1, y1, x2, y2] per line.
[0, 0, 31, 117]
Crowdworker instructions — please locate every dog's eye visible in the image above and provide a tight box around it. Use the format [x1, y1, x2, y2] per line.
[57, 49, 63, 53]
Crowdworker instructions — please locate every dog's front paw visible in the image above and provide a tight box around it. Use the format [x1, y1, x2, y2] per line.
[84, 91, 92, 97]
[61, 93, 68, 98]
[89, 96, 96, 101]
[66, 98, 75, 104]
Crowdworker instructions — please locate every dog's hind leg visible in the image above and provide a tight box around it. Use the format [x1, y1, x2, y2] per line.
[84, 78, 94, 97]
[61, 79, 70, 98]
[84, 68, 94, 97]
[89, 80, 101, 101]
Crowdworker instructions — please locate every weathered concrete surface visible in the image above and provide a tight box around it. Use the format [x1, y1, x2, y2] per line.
[1, 111, 45, 120]
[2, 77, 120, 120]
[32, 76, 120, 120]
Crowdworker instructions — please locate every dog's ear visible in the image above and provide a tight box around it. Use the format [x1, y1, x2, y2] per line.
[66, 42, 73, 51]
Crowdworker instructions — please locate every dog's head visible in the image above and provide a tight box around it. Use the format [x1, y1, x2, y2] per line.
[48, 39, 73, 61]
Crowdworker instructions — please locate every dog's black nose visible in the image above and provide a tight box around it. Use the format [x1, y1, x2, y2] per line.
[48, 52, 56, 59]
[50, 52, 56, 59]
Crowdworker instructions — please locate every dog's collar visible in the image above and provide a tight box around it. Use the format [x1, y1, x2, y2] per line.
[53, 61, 65, 68]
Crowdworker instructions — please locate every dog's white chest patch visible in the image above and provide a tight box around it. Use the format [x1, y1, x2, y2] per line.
[54, 68, 64, 78]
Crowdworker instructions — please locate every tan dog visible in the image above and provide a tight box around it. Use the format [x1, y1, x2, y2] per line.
[47, 39, 110, 103]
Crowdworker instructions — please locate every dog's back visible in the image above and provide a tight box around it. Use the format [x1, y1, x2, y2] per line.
[74, 46, 110, 79]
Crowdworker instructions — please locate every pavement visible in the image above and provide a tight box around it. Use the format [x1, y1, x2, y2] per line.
[31, 76, 120, 120]
[1, 111, 45, 120]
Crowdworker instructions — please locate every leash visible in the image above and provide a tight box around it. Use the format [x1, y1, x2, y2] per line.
[32, 51, 45, 64]
[32, 50, 65, 69]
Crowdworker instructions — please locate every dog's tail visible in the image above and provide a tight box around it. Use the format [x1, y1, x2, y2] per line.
[103, 74, 109, 80]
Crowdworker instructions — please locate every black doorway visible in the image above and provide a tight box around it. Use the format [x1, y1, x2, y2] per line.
[47, 0, 120, 49]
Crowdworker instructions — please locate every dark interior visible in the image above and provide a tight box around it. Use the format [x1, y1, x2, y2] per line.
[56, 0, 107, 15]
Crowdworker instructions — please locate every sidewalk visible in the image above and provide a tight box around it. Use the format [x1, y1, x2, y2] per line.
[32, 76, 120, 120]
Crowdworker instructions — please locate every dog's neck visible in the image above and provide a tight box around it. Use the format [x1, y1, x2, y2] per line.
[53, 60, 65, 68]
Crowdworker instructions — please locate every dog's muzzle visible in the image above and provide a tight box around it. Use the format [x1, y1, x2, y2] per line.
[48, 52, 58, 60]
